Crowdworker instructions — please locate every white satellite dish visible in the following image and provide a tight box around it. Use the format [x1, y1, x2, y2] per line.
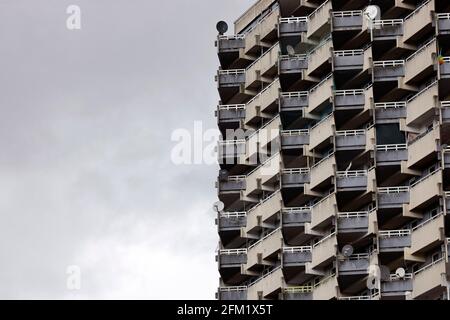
[213, 201, 225, 213]
[286, 45, 296, 56]
[342, 245, 354, 257]
[395, 267, 406, 279]
[364, 5, 380, 21]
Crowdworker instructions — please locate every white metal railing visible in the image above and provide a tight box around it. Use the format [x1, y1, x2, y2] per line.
[412, 212, 443, 231]
[218, 104, 245, 111]
[313, 232, 336, 248]
[279, 53, 307, 61]
[220, 212, 246, 218]
[404, 0, 432, 21]
[379, 230, 411, 238]
[336, 170, 367, 178]
[345, 253, 370, 261]
[373, 19, 403, 27]
[334, 49, 364, 57]
[281, 129, 309, 136]
[282, 206, 311, 214]
[218, 69, 246, 75]
[339, 293, 379, 300]
[373, 60, 405, 67]
[332, 10, 362, 17]
[219, 248, 247, 255]
[248, 227, 281, 250]
[410, 169, 440, 188]
[374, 101, 406, 109]
[248, 266, 282, 287]
[334, 89, 364, 96]
[389, 273, 413, 281]
[441, 101, 450, 108]
[218, 139, 246, 146]
[406, 38, 436, 62]
[407, 80, 437, 103]
[335, 129, 365, 136]
[218, 34, 245, 40]
[283, 246, 312, 253]
[219, 286, 247, 292]
[376, 144, 407, 151]
[246, 78, 279, 106]
[338, 211, 369, 219]
[378, 186, 409, 194]
[281, 91, 308, 98]
[284, 286, 313, 293]
[437, 13, 450, 20]
[311, 152, 334, 169]
[227, 175, 246, 182]
[414, 257, 444, 276]
[280, 16, 308, 24]
[282, 168, 310, 175]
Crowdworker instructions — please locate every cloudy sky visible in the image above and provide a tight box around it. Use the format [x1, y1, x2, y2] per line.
[0, 0, 254, 299]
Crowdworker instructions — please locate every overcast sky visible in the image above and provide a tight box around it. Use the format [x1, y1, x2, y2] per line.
[0, 0, 254, 299]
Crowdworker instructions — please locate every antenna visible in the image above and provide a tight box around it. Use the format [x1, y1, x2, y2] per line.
[216, 21, 229, 35]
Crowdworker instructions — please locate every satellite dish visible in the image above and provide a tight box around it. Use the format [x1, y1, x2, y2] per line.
[219, 169, 229, 182]
[216, 21, 229, 35]
[364, 5, 380, 21]
[213, 201, 225, 213]
[286, 45, 296, 56]
[395, 267, 406, 279]
[342, 245, 354, 257]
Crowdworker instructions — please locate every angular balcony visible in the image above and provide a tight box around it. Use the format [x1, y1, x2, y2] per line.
[218, 140, 246, 165]
[246, 116, 281, 161]
[235, 0, 276, 34]
[374, 102, 406, 122]
[337, 211, 369, 234]
[218, 175, 246, 193]
[310, 233, 338, 270]
[310, 193, 337, 230]
[216, 69, 247, 103]
[437, 13, 450, 35]
[217, 104, 245, 127]
[443, 148, 450, 169]
[377, 187, 410, 209]
[406, 80, 438, 127]
[246, 191, 282, 234]
[308, 73, 333, 114]
[245, 78, 280, 126]
[281, 129, 310, 150]
[402, 0, 435, 44]
[442, 101, 450, 123]
[373, 19, 404, 40]
[336, 170, 369, 192]
[280, 91, 308, 112]
[217, 286, 247, 300]
[381, 273, 413, 298]
[409, 170, 442, 211]
[247, 266, 284, 300]
[279, 54, 308, 74]
[309, 113, 334, 151]
[281, 168, 310, 188]
[376, 144, 408, 165]
[217, 34, 245, 53]
[243, 5, 280, 55]
[218, 212, 247, 232]
[378, 230, 411, 252]
[282, 206, 312, 227]
[307, 37, 332, 77]
[439, 57, 450, 78]
[404, 38, 437, 85]
[218, 249, 248, 268]
[335, 130, 366, 151]
[244, 153, 280, 198]
[283, 246, 312, 266]
[409, 213, 445, 255]
[331, 11, 363, 31]
[312, 274, 339, 300]
[279, 17, 308, 37]
[309, 153, 336, 190]
[278, 0, 318, 17]
[338, 253, 370, 276]
[407, 126, 440, 169]
[246, 228, 282, 270]
[307, 0, 332, 40]
[246, 43, 279, 90]
[339, 293, 381, 300]
[282, 286, 313, 300]
[333, 49, 366, 71]
[411, 258, 447, 299]
[334, 89, 365, 110]
[373, 60, 405, 82]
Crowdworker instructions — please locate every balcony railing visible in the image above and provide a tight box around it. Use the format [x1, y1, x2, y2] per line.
[336, 170, 367, 178]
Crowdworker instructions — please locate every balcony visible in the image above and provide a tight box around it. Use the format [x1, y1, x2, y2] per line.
[235, 0, 276, 34]
[339, 293, 381, 300]
[308, 74, 333, 114]
[217, 69, 247, 103]
[406, 80, 438, 127]
[243, 5, 280, 55]
[279, 17, 308, 37]
[411, 258, 447, 299]
[409, 213, 445, 255]
[381, 274, 413, 298]
[282, 206, 312, 226]
[334, 89, 365, 110]
[218, 249, 248, 268]
[373, 60, 405, 82]
[310, 193, 337, 230]
[278, 0, 318, 17]
[217, 286, 247, 300]
[246, 228, 283, 269]
[336, 170, 369, 192]
[218, 212, 247, 231]
[377, 187, 410, 209]
[246, 43, 279, 90]
[279, 54, 308, 74]
[279, 91, 308, 112]
[402, 0, 435, 44]
[309, 114, 334, 151]
[309, 153, 336, 190]
[246, 191, 282, 234]
[409, 170, 442, 211]
[245, 79, 280, 126]
[217, 35, 245, 53]
[247, 267, 284, 300]
[282, 286, 313, 300]
[333, 49, 366, 71]
[439, 57, 450, 78]
[337, 211, 369, 234]
[404, 38, 436, 85]
[374, 102, 406, 121]
[307, 37, 332, 77]
[244, 153, 280, 197]
[442, 101, 450, 123]
[338, 254, 370, 276]
[376, 144, 408, 165]
[281, 129, 309, 150]
[437, 13, 450, 35]
[282, 168, 310, 188]
[335, 129, 366, 151]
[331, 11, 363, 31]
[312, 274, 339, 300]
[311, 233, 338, 270]
[246, 116, 281, 160]
[283, 246, 312, 266]
[217, 104, 245, 126]
[373, 20, 403, 40]
[218, 175, 246, 193]
[307, 0, 332, 40]
[378, 230, 411, 252]
[407, 126, 440, 169]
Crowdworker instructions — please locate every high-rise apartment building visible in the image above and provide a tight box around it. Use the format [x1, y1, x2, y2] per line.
[214, 0, 450, 300]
